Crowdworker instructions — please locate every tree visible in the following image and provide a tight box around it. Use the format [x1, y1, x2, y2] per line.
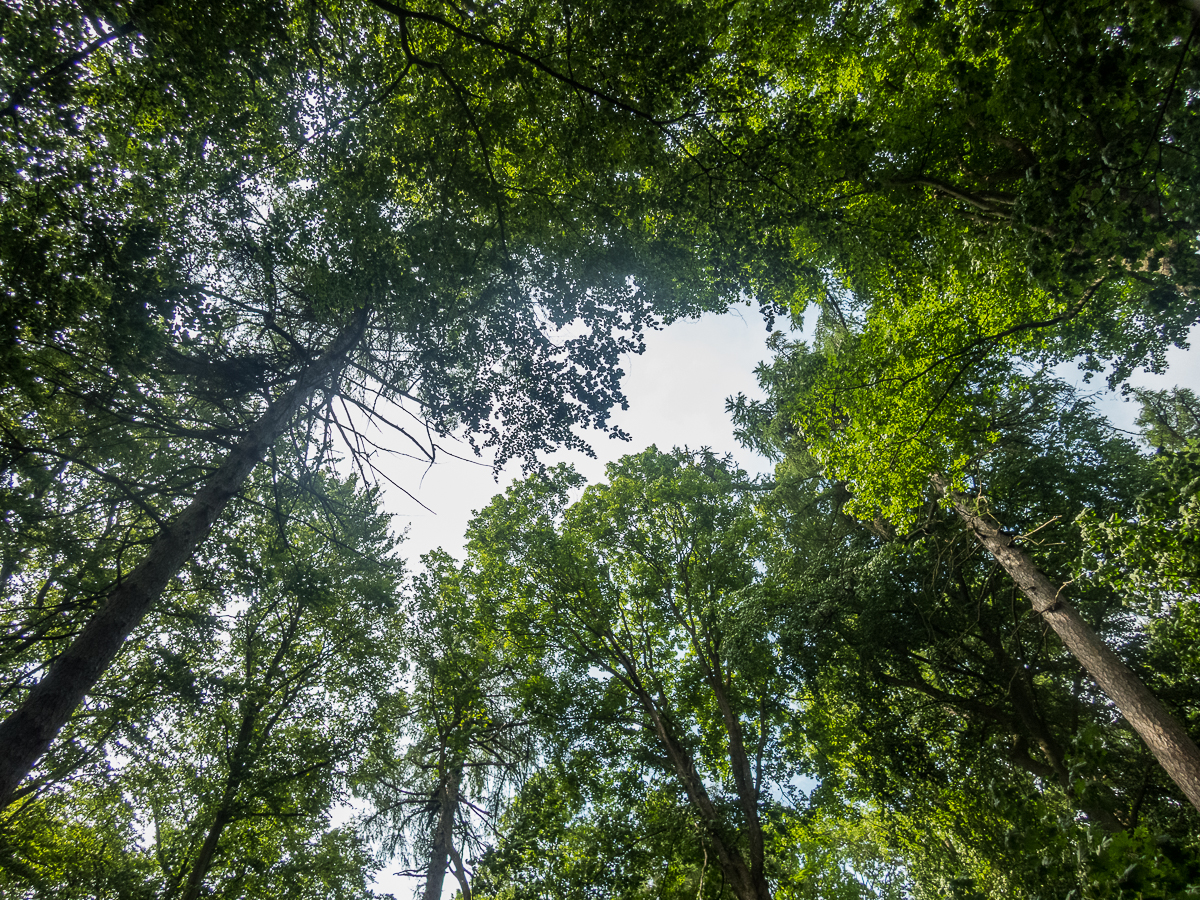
[471, 764, 732, 900]
[735, 338, 1200, 811]
[1, 466, 402, 899]
[0, 0, 741, 806]
[936, 476, 1200, 814]
[1132, 387, 1200, 451]
[356, 550, 533, 900]
[0, 779, 159, 900]
[141, 472, 400, 900]
[712, 6, 1200, 815]
[698, 0, 1200, 377]
[463, 448, 803, 900]
[751, 414, 1200, 897]
[711, 0, 1200, 806]
[1077, 397, 1200, 810]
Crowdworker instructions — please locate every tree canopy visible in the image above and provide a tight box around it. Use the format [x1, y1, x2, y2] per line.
[0, 0, 745, 804]
[3, 0, 1199, 897]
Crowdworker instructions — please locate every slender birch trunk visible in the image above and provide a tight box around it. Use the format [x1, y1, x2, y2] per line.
[935, 476, 1200, 813]
[0, 312, 368, 809]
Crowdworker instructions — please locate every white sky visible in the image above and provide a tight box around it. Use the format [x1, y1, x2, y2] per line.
[371, 304, 787, 565]
[368, 312, 1199, 567]
[1067, 332, 1200, 436]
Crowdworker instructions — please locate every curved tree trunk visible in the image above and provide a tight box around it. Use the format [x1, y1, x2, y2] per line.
[0, 312, 368, 810]
[639, 694, 768, 900]
[936, 477, 1200, 814]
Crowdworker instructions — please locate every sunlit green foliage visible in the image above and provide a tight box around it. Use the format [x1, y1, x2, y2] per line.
[3, 1, 1200, 897]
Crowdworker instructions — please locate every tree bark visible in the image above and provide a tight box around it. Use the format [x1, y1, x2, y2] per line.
[175, 709, 255, 900]
[936, 476, 1200, 814]
[422, 765, 462, 900]
[707, 667, 771, 900]
[448, 842, 473, 900]
[638, 693, 768, 900]
[604, 640, 769, 900]
[0, 312, 368, 810]
[178, 806, 234, 900]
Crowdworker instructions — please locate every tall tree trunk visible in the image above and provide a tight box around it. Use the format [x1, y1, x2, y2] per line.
[608, 645, 769, 900]
[707, 671, 771, 900]
[178, 806, 234, 900]
[0, 312, 368, 810]
[640, 695, 766, 900]
[422, 764, 462, 900]
[936, 477, 1200, 813]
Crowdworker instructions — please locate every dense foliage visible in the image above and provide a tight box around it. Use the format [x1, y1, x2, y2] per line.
[3, 0, 1198, 897]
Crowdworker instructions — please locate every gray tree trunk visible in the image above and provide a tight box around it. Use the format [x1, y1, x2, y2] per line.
[937, 476, 1200, 814]
[0, 312, 367, 810]
[422, 765, 462, 900]
[608, 642, 770, 900]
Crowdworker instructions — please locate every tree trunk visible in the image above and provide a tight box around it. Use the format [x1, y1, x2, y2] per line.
[448, 843, 473, 900]
[422, 765, 462, 900]
[641, 698, 767, 900]
[178, 806, 234, 900]
[0, 312, 367, 810]
[707, 669, 771, 900]
[937, 477, 1200, 814]
[609, 649, 769, 900]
